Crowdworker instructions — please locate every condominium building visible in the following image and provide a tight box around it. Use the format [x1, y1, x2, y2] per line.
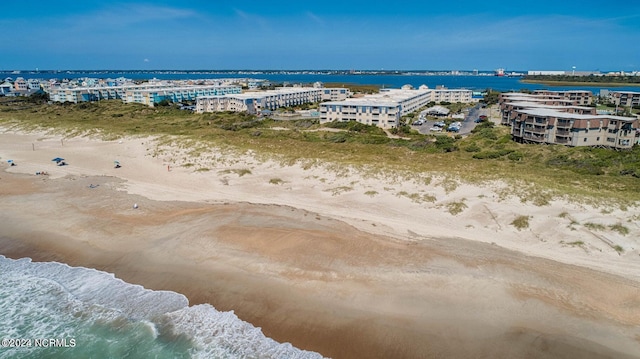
[319, 88, 433, 129]
[320, 87, 352, 101]
[48, 83, 241, 107]
[499, 92, 586, 126]
[533, 90, 593, 106]
[510, 108, 638, 149]
[196, 87, 324, 114]
[430, 88, 473, 103]
[124, 85, 241, 107]
[499, 90, 638, 149]
[49, 83, 169, 103]
[609, 91, 640, 108]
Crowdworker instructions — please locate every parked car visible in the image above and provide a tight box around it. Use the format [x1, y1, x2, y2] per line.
[434, 121, 446, 127]
[447, 125, 460, 132]
[430, 127, 442, 132]
[474, 118, 483, 123]
[412, 120, 424, 126]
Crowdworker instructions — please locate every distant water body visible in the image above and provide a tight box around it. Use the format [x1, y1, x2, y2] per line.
[0, 255, 324, 359]
[4, 71, 640, 93]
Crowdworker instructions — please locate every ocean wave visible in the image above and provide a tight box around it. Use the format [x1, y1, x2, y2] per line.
[0, 255, 325, 358]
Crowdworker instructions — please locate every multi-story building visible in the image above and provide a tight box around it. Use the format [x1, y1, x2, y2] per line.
[533, 90, 593, 106]
[13, 77, 28, 92]
[609, 91, 640, 108]
[196, 87, 324, 114]
[124, 85, 241, 107]
[48, 82, 241, 107]
[499, 92, 587, 126]
[320, 87, 352, 101]
[319, 87, 433, 129]
[510, 108, 638, 149]
[430, 87, 473, 103]
[499, 90, 638, 149]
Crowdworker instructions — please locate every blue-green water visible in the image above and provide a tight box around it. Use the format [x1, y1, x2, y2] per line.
[4, 71, 640, 93]
[0, 256, 324, 359]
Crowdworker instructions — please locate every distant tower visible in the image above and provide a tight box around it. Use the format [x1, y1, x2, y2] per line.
[473, 69, 479, 76]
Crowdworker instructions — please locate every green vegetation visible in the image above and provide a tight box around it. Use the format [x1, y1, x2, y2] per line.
[511, 215, 530, 230]
[326, 186, 353, 196]
[445, 200, 467, 215]
[523, 74, 640, 86]
[564, 241, 585, 247]
[2, 98, 640, 207]
[218, 168, 252, 177]
[609, 223, 629, 236]
[269, 178, 285, 185]
[364, 190, 378, 197]
[584, 222, 606, 231]
[323, 83, 380, 94]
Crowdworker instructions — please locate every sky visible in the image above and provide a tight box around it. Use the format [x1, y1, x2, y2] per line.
[1, 1, 639, 71]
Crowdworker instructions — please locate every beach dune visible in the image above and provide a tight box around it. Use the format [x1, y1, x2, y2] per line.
[1, 130, 640, 358]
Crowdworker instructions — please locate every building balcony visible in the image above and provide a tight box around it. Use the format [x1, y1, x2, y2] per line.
[523, 133, 545, 142]
[524, 127, 547, 134]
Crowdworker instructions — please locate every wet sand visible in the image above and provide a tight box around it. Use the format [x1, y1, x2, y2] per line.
[1, 171, 639, 358]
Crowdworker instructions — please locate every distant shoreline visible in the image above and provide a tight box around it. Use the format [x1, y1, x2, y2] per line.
[521, 79, 640, 88]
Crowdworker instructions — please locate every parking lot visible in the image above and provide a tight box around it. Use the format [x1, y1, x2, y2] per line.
[411, 104, 490, 135]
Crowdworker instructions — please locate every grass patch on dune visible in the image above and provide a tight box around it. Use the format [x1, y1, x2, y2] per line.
[219, 168, 252, 177]
[584, 222, 606, 231]
[511, 215, 530, 230]
[2, 98, 640, 207]
[609, 223, 629, 236]
[445, 199, 467, 215]
[269, 178, 285, 185]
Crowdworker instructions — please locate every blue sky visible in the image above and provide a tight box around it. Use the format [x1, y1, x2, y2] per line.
[2, 1, 639, 71]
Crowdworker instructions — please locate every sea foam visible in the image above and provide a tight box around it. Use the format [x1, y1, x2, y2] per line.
[0, 255, 325, 358]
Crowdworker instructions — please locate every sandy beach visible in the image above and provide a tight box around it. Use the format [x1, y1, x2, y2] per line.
[1, 128, 640, 358]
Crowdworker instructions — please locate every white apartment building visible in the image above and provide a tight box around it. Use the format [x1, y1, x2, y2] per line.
[49, 83, 169, 103]
[319, 88, 434, 129]
[124, 85, 241, 107]
[196, 87, 324, 114]
[430, 88, 473, 103]
[320, 87, 352, 101]
[48, 83, 241, 106]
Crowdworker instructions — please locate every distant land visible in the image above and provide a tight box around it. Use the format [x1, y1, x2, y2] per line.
[523, 74, 640, 87]
[2, 69, 512, 76]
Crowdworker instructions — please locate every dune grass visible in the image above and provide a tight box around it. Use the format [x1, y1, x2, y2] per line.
[2, 98, 640, 207]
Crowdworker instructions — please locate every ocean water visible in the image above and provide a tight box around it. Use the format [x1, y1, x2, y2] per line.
[5, 71, 640, 93]
[0, 255, 324, 359]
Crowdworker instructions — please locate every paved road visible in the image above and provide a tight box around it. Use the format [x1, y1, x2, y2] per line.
[411, 104, 489, 135]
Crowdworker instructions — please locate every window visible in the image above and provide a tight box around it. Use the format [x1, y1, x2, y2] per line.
[584, 138, 587, 142]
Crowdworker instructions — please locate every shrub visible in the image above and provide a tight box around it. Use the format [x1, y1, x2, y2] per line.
[609, 223, 629, 235]
[364, 190, 378, 197]
[434, 135, 458, 152]
[446, 200, 467, 215]
[511, 215, 530, 230]
[464, 144, 481, 152]
[507, 151, 524, 161]
[584, 222, 606, 231]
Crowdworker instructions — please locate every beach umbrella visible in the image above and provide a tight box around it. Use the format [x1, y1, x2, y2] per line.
[52, 157, 64, 163]
[7, 160, 13, 163]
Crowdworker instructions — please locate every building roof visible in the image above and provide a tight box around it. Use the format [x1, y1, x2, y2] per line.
[517, 108, 637, 122]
